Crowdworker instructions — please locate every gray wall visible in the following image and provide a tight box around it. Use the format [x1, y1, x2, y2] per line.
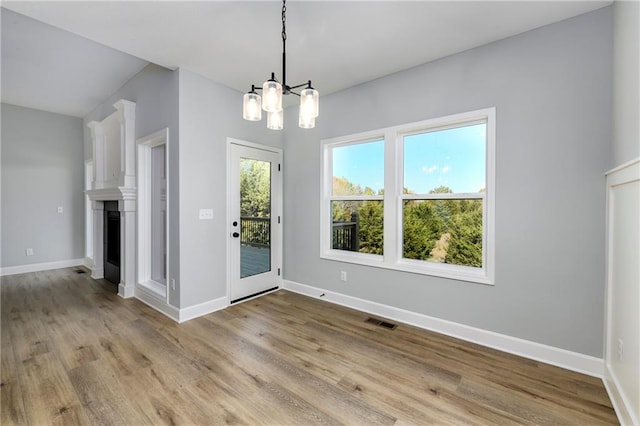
[177, 69, 281, 308]
[613, 0, 639, 166]
[283, 8, 612, 357]
[1, 103, 84, 267]
[84, 64, 181, 306]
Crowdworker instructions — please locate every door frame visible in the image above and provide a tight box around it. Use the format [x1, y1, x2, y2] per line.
[226, 137, 283, 305]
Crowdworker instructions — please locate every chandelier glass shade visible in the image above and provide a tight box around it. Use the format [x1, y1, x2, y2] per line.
[242, 0, 319, 130]
[267, 110, 284, 130]
[242, 89, 262, 121]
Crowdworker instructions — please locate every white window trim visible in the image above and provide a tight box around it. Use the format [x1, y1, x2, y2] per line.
[320, 107, 496, 285]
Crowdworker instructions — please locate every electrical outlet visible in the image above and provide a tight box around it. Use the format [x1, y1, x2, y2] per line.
[25, 248, 34, 256]
[340, 271, 347, 282]
[617, 338, 624, 361]
[57, 206, 63, 214]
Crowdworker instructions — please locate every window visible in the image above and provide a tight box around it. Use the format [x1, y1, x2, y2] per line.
[330, 139, 384, 257]
[321, 108, 495, 284]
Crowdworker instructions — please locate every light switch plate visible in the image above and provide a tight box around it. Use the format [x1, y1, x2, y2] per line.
[199, 209, 214, 220]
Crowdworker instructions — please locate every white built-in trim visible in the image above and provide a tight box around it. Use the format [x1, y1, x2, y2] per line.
[84, 160, 94, 262]
[604, 157, 640, 426]
[134, 290, 227, 324]
[135, 285, 179, 322]
[604, 365, 636, 426]
[136, 128, 170, 303]
[178, 297, 228, 323]
[137, 280, 166, 299]
[0, 259, 84, 277]
[83, 257, 94, 269]
[119, 282, 135, 299]
[283, 280, 604, 378]
[86, 100, 137, 298]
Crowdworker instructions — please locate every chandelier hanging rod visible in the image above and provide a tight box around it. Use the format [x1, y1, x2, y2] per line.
[242, 0, 319, 129]
[247, 1, 314, 96]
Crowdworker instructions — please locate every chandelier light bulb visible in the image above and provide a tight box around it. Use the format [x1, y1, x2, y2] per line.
[262, 77, 283, 113]
[243, 91, 262, 121]
[267, 110, 284, 130]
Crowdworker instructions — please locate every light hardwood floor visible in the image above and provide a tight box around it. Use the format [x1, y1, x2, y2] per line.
[1, 267, 618, 425]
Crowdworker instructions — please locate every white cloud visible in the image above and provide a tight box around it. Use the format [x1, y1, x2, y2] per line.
[422, 165, 438, 174]
[441, 165, 451, 173]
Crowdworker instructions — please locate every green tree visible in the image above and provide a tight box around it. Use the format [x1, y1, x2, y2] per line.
[402, 200, 442, 260]
[240, 159, 270, 217]
[445, 199, 483, 267]
[357, 201, 384, 254]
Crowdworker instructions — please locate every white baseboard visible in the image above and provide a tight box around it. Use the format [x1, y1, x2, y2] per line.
[134, 283, 226, 324]
[604, 364, 638, 426]
[283, 280, 604, 378]
[0, 258, 84, 277]
[118, 283, 135, 299]
[135, 285, 180, 322]
[178, 296, 228, 323]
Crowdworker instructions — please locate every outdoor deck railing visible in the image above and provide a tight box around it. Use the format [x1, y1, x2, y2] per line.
[242, 214, 360, 252]
[332, 212, 359, 252]
[241, 216, 270, 247]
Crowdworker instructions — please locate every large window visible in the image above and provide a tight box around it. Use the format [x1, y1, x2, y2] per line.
[321, 108, 495, 284]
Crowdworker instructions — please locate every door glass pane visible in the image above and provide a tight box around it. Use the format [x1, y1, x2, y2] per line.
[240, 158, 271, 278]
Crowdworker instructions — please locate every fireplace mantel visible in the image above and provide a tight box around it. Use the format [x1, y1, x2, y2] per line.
[86, 187, 137, 203]
[86, 100, 137, 298]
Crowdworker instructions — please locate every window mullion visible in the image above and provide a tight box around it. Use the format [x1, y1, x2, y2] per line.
[383, 129, 398, 265]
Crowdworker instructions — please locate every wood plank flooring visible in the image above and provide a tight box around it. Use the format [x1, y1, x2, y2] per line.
[1, 267, 619, 425]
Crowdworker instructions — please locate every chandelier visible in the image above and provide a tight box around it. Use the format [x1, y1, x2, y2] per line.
[242, 0, 319, 130]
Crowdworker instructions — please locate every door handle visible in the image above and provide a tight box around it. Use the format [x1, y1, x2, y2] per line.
[232, 232, 240, 238]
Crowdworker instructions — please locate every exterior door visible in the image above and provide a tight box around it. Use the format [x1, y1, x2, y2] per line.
[229, 140, 282, 303]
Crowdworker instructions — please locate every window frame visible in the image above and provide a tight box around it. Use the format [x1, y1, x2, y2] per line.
[320, 107, 496, 285]
[325, 137, 386, 261]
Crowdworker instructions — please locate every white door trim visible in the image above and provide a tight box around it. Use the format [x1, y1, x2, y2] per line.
[226, 137, 283, 305]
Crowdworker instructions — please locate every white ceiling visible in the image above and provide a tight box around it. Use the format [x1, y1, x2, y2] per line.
[1, 1, 611, 118]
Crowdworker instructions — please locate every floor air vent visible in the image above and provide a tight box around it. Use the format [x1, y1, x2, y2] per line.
[365, 317, 397, 330]
[74, 270, 86, 274]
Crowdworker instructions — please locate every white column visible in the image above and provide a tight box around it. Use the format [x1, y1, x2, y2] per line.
[90, 200, 104, 279]
[118, 196, 137, 298]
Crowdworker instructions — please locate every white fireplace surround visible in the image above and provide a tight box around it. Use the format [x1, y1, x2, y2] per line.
[86, 100, 137, 298]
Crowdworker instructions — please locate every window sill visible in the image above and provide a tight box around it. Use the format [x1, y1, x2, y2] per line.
[137, 280, 167, 299]
[320, 250, 494, 286]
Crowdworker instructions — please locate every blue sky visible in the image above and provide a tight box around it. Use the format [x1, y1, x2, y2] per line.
[333, 123, 486, 194]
